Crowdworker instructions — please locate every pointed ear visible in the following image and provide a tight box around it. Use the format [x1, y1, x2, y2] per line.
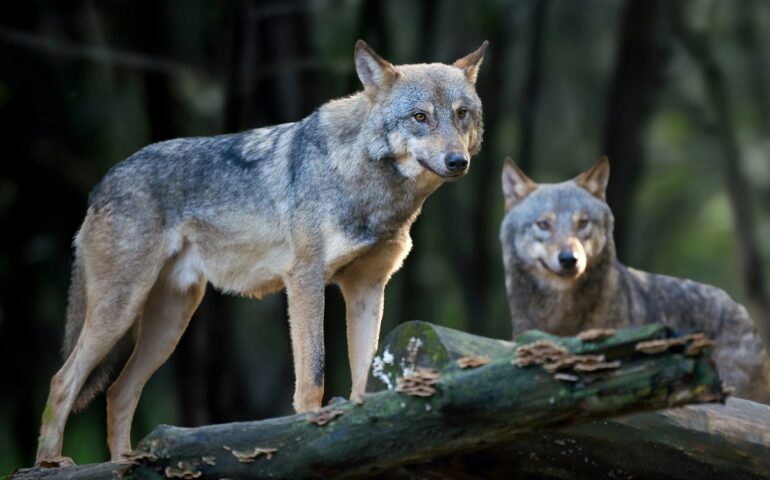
[453, 40, 489, 85]
[575, 156, 610, 200]
[354, 40, 398, 94]
[502, 157, 537, 209]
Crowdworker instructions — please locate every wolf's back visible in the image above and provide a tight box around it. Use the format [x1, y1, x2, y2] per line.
[621, 267, 770, 403]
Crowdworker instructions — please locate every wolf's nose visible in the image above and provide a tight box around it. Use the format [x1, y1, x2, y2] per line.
[558, 251, 578, 269]
[445, 152, 469, 173]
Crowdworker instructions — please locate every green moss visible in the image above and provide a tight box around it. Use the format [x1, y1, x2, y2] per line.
[41, 403, 54, 425]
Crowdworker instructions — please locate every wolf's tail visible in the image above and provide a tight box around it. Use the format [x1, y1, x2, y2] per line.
[63, 248, 133, 412]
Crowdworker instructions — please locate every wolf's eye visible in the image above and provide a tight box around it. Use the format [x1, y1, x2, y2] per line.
[535, 220, 550, 231]
[577, 219, 589, 230]
[457, 108, 468, 119]
[413, 112, 427, 122]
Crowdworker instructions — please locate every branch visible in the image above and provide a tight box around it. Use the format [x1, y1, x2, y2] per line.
[0, 27, 196, 78]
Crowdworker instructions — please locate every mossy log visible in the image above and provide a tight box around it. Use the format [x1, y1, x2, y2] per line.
[13, 322, 725, 480]
[421, 397, 769, 480]
[368, 322, 770, 480]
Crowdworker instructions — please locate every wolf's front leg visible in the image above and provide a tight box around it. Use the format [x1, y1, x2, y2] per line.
[339, 280, 385, 403]
[284, 262, 326, 412]
[338, 240, 411, 403]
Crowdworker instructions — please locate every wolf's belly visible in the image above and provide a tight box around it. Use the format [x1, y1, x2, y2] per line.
[162, 217, 291, 297]
[165, 225, 374, 298]
[166, 239, 289, 297]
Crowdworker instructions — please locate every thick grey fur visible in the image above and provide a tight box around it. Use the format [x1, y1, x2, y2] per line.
[64, 46, 486, 411]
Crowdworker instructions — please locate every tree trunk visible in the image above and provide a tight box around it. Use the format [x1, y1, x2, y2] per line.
[516, 0, 549, 173]
[602, 0, 665, 261]
[14, 321, 725, 479]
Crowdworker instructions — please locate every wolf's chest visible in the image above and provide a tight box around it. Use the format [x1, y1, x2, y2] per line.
[322, 227, 378, 277]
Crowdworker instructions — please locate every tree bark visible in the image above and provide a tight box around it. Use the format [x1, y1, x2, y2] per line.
[14, 321, 725, 479]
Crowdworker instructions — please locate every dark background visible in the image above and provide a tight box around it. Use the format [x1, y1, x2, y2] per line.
[1, 0, 769, 470]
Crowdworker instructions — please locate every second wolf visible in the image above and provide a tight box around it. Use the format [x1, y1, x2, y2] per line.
[37, 40, 488, 465]
[500, 157, 770, 403]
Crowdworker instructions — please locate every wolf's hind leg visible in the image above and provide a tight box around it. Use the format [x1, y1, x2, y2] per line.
[106, 265, 206, 460]
[36, 228, 163, 465]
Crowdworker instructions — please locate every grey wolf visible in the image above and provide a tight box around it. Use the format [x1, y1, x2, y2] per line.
[36, 39, 488, 466]
[500, 157, 770, 403]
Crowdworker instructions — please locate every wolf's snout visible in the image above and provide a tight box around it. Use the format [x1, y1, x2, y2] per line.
[444, 152, 469, 174]
[558, 251, 578, 270]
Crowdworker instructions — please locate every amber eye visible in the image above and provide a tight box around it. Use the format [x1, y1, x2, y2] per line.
[577, 218, 589, 230]
[457, 108, 468, 119]
[413, 112, 427, 122]
[536, 220, 550, 231]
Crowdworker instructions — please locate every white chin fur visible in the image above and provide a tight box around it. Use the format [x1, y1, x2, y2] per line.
[396, 156, 429, 178]
[536, 264, 584, 291]
[540, 274, 577, 291]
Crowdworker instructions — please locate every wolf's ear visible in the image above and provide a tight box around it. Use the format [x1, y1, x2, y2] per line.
[502, 157, 537, 209]
[453, 40, 489, 85]
[575, 156, 610, 200]
[354, 40, 398, 95]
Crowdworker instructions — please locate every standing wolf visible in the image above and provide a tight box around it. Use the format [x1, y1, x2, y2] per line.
[36, 39, 488, 466]
[500, 157, 770, 403]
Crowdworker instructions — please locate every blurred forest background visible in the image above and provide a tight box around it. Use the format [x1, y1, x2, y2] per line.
[1, 0, 770, 471]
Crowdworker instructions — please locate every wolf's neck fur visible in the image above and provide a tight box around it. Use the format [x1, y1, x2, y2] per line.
[313, 92, 441, 232]
[319, 92, 400, 169]
[508, 239, 626, 336]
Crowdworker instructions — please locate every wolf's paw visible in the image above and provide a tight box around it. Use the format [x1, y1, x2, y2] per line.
[36, 456, 76, 468]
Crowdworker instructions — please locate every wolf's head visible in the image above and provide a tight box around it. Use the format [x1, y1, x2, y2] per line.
[354, 40, 487, 180]
[499, 157, 615, 291]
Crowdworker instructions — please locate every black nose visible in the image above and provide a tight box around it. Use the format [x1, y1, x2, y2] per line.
[558, 251, 578, 269]
[444, 152, 469, 173]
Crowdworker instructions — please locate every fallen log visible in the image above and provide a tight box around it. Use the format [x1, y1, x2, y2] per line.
[369, 322, 770, 480]
[13, 322, 725, 480]
[435, 397, 770, 480]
